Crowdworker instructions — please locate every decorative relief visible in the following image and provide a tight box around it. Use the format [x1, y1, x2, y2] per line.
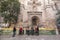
[27, 0, 41, 9]
[45, 3, 56, 10]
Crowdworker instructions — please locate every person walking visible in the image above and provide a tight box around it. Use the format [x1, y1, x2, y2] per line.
[12, 26, 16, 37]
[19, 27, 23, 35]
[26, 27, 30, 35]
[35, 26, 39, 35]
[31, 27, 34, 35]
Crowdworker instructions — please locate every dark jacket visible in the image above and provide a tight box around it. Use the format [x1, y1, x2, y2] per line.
[13, 27, 16, 32]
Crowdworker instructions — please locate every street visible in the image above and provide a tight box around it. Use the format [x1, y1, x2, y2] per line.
[0, 35, 60, 40]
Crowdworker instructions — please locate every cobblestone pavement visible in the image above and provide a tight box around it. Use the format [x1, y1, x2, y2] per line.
[0, 35, 60, 40]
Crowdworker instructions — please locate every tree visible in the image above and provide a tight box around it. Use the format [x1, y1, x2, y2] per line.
[54, 2, 60, 34]
[56, 10, 60, 27]
[56, 10, 60, 34]
[0, 0, 20, 27]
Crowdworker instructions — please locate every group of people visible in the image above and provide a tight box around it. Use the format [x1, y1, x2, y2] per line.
[12, 26, 23, 37]
[12, 26, 39, 37]
[26, 26, 39, 35]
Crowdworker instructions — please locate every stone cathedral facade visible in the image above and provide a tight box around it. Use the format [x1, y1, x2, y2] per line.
[17, 0, 59, 29]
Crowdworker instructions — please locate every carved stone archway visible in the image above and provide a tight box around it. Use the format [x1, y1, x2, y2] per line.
[31, 16, 39, 26]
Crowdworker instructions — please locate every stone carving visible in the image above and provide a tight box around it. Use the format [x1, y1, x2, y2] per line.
[45, 3, 57, 11]
[28, 0, 41, 9]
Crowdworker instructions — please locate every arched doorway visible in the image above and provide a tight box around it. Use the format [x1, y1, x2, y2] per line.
[32, 16, 39, 26]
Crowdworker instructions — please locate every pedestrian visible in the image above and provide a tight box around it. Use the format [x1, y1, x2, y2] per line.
[31, 27, 34, 35]
[19, 27, 23, 35]
[12, 26, 16, 37]
[26, 26, 30, 35]
[35, 26, 39, 35]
